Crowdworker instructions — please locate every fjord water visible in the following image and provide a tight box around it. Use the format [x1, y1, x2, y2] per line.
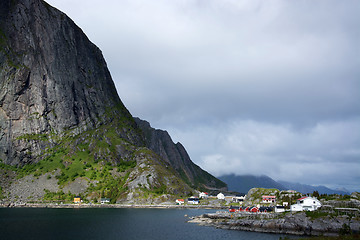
[0, 208, 293, 240]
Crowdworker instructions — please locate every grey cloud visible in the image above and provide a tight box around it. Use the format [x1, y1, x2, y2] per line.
[47, 0, 360, 191]
[171, 118, 360, 191]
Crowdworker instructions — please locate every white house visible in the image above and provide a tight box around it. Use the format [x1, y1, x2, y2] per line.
[262, 195, 276, 203]
[290, 196, 321, 212]
[199, 192, 209, 199]
[188, 197, 199, 205]
[275, 206, 285, 213]
[232, 195, 245, 203]
[217, 193, 225, 200]
[176, 199, 185, 205]
[100, 198, 110, 204]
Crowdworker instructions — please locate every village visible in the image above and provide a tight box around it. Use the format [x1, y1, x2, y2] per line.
[3, 186, 359, 217]
[175, 189, 323, 213]
[67, 187, 360, 221]
[2, 187, 360, 236]
[173, 188, 360, 221]
[186, 190, 360, 237]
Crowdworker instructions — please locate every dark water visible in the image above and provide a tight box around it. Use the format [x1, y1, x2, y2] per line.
[0, 208, 297, 240]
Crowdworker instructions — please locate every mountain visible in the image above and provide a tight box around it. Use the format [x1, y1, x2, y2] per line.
[134, 118, 227, 192]
[218, 173, 349, 195]
[0, 0, 139, 166]
[218, 174, 286, 194]
[278, 181, 350, 195]
[0, 0, 224, 204]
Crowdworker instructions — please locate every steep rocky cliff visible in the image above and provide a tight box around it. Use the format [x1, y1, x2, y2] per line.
[0, 0, 225, 203]
[0, 0, 140, 166]
[135, 118, 227, 191]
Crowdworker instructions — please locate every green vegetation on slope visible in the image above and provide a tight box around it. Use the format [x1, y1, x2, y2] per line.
[0, 109, 142, 201]
[0, 111, 194, 202]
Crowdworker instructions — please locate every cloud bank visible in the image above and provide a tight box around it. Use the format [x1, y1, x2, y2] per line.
[47, 0, 360, 192]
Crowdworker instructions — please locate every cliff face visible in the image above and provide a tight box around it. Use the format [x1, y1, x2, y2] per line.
[0, 0, 226, 203]
[0, 0, 139, 165]
[135, 118, 227, 191]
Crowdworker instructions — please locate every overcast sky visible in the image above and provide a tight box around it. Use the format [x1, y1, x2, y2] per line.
[46, 0, 360, 192]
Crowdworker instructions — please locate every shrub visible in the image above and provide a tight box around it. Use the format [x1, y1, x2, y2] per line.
[339, 223, 351, 235]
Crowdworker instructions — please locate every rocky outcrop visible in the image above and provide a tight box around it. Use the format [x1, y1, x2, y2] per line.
[190, 212, 360, 236]
[4, 171, 60, 202]
[0, 0, 138, 165]
[134, 117, 227, 192]
[244, 188, 280, 206]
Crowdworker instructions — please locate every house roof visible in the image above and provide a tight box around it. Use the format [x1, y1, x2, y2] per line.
[188, 197, 199, 201]
[298, 196, 308, 200]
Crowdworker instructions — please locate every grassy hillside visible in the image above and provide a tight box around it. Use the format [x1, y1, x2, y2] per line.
[0, 114, 193, 204]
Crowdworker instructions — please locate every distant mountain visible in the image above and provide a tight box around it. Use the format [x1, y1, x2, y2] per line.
[219, 174, 350, 195]
[278, 181, 350, 195]
[336, 187, 351, 193]
[218, 174, 286, 194]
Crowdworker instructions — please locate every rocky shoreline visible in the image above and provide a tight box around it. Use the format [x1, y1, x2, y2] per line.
[188, 211, 360, 237]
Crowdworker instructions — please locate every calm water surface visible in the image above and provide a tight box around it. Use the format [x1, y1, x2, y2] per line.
[0, 208, 298, 240]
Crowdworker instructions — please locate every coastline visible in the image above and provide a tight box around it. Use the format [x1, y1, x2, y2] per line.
[3, 202, 360, 238]
[3, 202, 359, 237]
[188, 211, 360, 237]
[0, 202, 226, 209]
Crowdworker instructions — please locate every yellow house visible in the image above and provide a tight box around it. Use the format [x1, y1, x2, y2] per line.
[74, 196, 81, 204]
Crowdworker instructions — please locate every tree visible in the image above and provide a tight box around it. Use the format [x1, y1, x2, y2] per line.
[312, 191, 320, 198]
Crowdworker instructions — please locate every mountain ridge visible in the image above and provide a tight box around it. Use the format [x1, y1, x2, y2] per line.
[134, 117, 227, 192]
[218, 174, 286, 194]
[278, 180, 350, 195]
[219, 174, 350, 195]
